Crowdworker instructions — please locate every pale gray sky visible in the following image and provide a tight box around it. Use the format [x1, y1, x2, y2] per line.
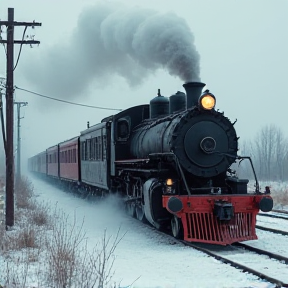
[0, 0, 287, 159]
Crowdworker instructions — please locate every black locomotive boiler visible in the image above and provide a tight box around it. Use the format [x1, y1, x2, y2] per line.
[29, 81, 273, 245]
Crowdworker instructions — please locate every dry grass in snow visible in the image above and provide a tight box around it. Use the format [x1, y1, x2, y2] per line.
[0, 177, 124, 288]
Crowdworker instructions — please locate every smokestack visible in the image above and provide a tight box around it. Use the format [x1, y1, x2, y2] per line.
[183, 82, 206, 108]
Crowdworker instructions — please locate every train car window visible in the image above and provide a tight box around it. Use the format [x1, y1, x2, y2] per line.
[92, 138, 96, 160]
[94, 138, 98, 160]
[98, 136, 102, 160]
[81, 142, 85, 161]
[90, 140, 93, 160]
[117, 118, 130, 141]
[103, 135, 107, 160]
[84, 141, 87, 161]
[101, 135, 104, 161]
[73, 149, 76, 163]
[86, 139, 91, 161]
[90, 138, 94, 160]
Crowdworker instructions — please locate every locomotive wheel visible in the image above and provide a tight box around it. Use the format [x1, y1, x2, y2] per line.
[171, 215, 183, 239]
[126, 202, 136, 218]
[136, 204, 147, 223]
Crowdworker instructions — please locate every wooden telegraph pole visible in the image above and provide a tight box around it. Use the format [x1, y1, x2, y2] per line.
[0, 8, 41, 228]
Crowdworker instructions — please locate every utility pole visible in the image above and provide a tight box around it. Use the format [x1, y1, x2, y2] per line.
[0, 8, 41, 228]
[14, 101, 28, 187]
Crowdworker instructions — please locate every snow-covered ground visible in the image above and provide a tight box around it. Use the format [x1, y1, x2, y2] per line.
[1, 176, 288, 287]
[257, 214, 288, 231]
[244, 229, 288, 258]
[4, 175, 279, 288]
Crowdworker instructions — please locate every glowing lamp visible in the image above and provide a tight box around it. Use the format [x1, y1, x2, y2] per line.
[166, 178, 173, 186]
[199, 92, 216, 110]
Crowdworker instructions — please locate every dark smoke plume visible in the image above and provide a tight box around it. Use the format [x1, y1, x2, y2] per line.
[24, 3, 200, 100]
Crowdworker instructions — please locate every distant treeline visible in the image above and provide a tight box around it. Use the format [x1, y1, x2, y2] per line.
[236, 124, 288, 182]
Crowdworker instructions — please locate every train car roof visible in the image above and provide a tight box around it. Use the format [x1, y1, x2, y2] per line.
[58, 136, 79, 147]
[101, 104, 149, 123]
[46, 144, 59, 152]
[80, 121, 108, 136]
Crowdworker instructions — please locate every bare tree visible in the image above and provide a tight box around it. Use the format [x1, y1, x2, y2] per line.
[236, 139, 254, 179]
[249, 124, 288, 181]
[274, 128, 288, 181]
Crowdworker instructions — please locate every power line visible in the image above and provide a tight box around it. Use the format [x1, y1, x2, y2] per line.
[14, 85, 122, 111]
[13, 26, 27, 71]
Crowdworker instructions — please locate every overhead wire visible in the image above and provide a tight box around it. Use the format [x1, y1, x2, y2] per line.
[14, 26, 27, 71]
[14, 86, 123, 111]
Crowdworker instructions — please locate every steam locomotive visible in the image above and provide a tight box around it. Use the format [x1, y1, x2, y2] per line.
[28, 81, 273, 245]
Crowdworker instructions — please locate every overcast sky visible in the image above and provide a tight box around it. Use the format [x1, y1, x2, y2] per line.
[0, 0, 287, 161]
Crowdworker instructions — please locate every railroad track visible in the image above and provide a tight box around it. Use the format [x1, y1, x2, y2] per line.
[273, 209, 288, 215]
[256, 225, 288, 236]
[259, 211, 288, 220]
[257, 209, 288, 235]
[182, 241, 288, 288]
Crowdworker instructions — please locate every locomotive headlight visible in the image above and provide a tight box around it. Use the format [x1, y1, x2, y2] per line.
[165, 178, 175, 194]
[166, 178, 173, 186]
[199, 93, 216, 110]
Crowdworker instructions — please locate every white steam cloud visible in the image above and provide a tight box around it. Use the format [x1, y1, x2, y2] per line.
[24, 3, 200, 99]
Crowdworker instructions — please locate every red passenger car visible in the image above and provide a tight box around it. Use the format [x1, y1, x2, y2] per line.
[59, 137, 80, 182]
[47, 145, 59, 178]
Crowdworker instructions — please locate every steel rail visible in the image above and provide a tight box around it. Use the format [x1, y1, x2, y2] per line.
[181, 241, 288, 288]
[234, 242, 288, 264]
[258, 213, 288, 220]
[273, 209, 288, 215]
[256, 225, 288, 236]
